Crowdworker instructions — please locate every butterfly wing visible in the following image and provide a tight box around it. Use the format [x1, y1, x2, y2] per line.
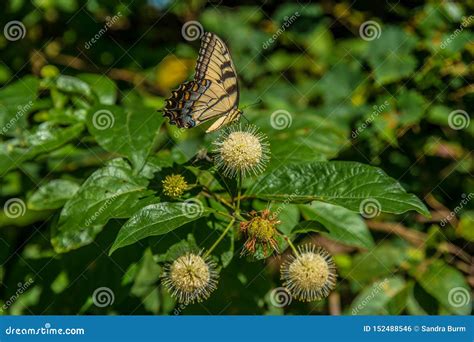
[195, 32, 239, 105]
[163, 32, 241, 132]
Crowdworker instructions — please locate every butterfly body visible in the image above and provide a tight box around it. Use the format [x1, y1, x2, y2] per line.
[162, 32, 242, 132]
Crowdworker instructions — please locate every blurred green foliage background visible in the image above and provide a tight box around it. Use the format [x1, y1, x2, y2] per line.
[0, 0, 472, 315]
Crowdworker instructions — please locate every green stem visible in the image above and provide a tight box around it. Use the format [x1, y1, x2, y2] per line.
[204, 218, 235, 258]
[234, 212, 246, 221]
[202, 186, 235, 211]
[284, 235, 299, 256]
[216, 193, 234, 210]
[215, 211, 234, 220]
[236, 173, 242, 212]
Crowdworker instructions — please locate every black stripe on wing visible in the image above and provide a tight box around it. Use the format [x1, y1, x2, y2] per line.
[195, 32, 236, 84]
[163, 79, 212, 128]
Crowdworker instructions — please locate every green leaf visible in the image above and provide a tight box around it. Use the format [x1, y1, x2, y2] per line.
[415, 260, 471, 315]
[53, 75, 94, 100]
[440, 31, 474, 54]
[386, 282, 410, 314]
[154, 234, 199, 263]
[366, 26, 417, 85]
[272, 204, 300, 236]
[78, 74, 117, 105]
[247, 161, 430, 216]
[110, 202, 215, 255]
[299, 201, 374, 249]
[251, 113, 348, 167]
[427, 105, 452, 126]
[406, 283, 428, 315]
[221, 229, 235, 268]
[0, 76, 39, 135]
[0, 206, 52, 228]
[270, 141, 328, 166]
[28, 179, 80, 210]
[0, 122, 84, 175]
[86, 104, 164, 171]
[51, 158, 156, 253]
[130, 248, 162, 314]
[350, 277, 406, 315]
[318, 63, 365, 104]
[457, 211, 474, 241]
[372, 53, 417, 85]
[397, 89, 426, 125]
[291, 220, 326, 234]
[427, 105, 474, 137]
[346, 243, 407, 285]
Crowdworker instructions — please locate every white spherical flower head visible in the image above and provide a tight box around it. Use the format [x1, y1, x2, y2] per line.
[163, 253, 218, 304]
[281, 244, 337, 302]
[213, 125, 269, 178]
[222, 131, 262, 167]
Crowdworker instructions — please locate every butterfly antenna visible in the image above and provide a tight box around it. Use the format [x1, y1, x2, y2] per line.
[240, 99, 262, 111]
[239, 99, 262, 125]
[241, 113, 250, 124]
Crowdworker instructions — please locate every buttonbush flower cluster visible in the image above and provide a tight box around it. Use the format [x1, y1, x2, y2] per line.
[162, 174, 189, 198]
[159, 124, 337, 306]
[281, 244, 337, 302]
[213, 125, 270, 177]
[162, 252, 218, 304]
[240, 209, 282, 257]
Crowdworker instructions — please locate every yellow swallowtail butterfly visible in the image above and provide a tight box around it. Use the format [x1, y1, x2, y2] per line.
[162, 32, 242, 132]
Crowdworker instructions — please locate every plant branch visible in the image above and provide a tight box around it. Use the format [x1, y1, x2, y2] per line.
[201, 187, 234, 211]
[283, 235, 299, 256]
[214, 211, 235, 220]
[328, 292, 341, 316]
[204, 218, 235, 258]
[366, 220, 471, 264]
